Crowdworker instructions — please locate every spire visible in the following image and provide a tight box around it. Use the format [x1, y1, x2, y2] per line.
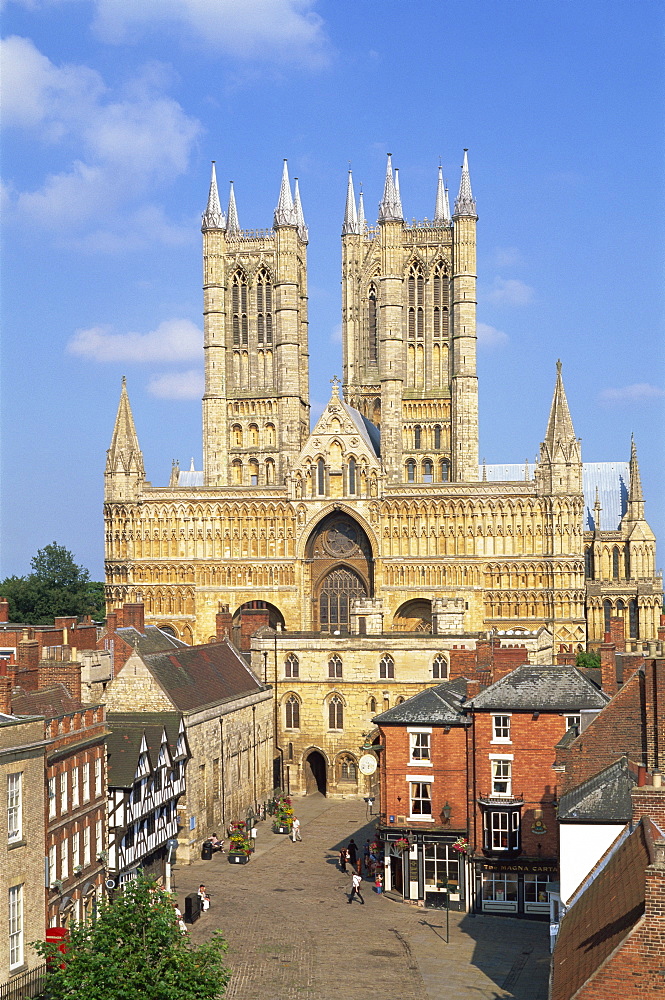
[536, 359, 582, 495]
[201, 161, 226, 231]
[543, 359, 577, 451]
[593, 486, 602, 532]
[378, 154, 403, 222]
[394, 167, 403, 217]
[342, 170, 359, 235]
[293, 177, 308, 242]
[226, 181, 240, 235]
[274, 159, 297, 227]
[453, 149, 477, 218]
[627, 435, 645, 519]
[358, 186, 366, 231]
[105, 378, 145, 497]
[434, 165, 450, 225]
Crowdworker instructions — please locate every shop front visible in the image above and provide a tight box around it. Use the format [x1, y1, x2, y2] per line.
[472, 858, 557, 919]
[382, 830, 467, 911]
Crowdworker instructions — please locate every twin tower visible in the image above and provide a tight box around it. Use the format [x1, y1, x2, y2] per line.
[200, 153, 479, 488]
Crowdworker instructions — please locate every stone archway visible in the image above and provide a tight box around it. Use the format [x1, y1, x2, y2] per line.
[305, 750, 327, 795]
[393, 599, 432, 632]
[305, 513, 373, 631]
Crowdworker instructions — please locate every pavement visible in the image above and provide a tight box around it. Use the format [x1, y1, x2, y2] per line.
[175, 794, 550, 1000]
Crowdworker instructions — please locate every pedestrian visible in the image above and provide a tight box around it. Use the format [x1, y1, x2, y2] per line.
[292, 816, 302, 842]
[348, 871, 364, 904]
[197, 884, 211, 912]
[347, 838, 358, 869]
[363, 840, 371, 870]
[339, 847, 348, 872]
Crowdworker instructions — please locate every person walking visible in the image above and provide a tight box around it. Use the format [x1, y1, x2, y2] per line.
[339, 847, 348, 872]
[347, 838, 358, 870]
[292, 816, 302, 842]
[348, 871, 364, 904]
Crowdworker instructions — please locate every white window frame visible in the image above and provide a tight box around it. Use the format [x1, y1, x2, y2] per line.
[71, 766, 80, 809]
[566, 714, 581, 732]
[48, 843, 57, 885]
[72, 831, 80, 872]
[60, 771, 68, 814]
[48, 775, 57, 819]
[492, 714, 512, 744]
[94, 758, 102, 797]
[60, 838, 69, 880]
[9, 884, 23, 970]
[408, 728, 432, 764]
[490, 755, 513, 797]
[409, 779, 433, 820]
[82, 762, 90, 802]
[95, 819, 103, 858]
[83, 825, 91, 867]
[7, 773, 22, 844]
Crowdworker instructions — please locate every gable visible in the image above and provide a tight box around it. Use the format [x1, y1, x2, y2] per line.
[104, 651, 175, 713]
[293, 388, 381, 477]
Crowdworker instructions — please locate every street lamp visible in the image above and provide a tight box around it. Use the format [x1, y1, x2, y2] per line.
[441, 802, 452, 825]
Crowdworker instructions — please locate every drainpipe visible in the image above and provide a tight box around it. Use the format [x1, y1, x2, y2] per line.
[219, 716, 226, 832]
[274, 631, 284, 790]
[252, 705, 257, 809]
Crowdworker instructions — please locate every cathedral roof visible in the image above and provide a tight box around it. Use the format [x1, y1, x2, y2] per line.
[340, 399, 381, 456]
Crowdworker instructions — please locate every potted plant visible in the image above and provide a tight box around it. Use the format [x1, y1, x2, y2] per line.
[228, 829, 252, 864]
[73, 865, 83, 875]
[51, 878, 64, 893]
[272, 793, 293, 834]
[395, 836, 410, 852]
[452, 836, 469, 855]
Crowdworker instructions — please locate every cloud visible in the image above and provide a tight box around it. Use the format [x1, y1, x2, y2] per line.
[67, 319, 202, 363]
[91, 0, 330, 67]
[330, 323, 342, 344]
[492, 247, 523, 269]
[2, 37, 202, 238]
[148, 370, 204, 399]
[486, 277, 534, 306]
[598, 383, 665, 405]
[477, 322, 509, 349]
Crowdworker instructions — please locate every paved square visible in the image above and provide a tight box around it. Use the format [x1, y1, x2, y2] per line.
[178, 795, 550, 999]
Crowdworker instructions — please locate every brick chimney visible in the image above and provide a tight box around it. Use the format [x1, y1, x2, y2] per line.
[0, 597, 9, 624]
[631, 773, 665, 829]
[122, 603, 145, 633]
[448, 649, 476, 682]
[644, 837, 665, 929]
[609, 616, 626, 653]
[491, 646, 526, 683]
[105, 612, 117, 636]
[556, 643, 577, 666]
[38, 661, 82, 703]
[600, 641, 618, 696]
[465, 679, 482, 699]
[215, 604, 233, 642]
[0, 659, 12, 715]
[238, 608, 270, 652]
[658, 615, 665, 644]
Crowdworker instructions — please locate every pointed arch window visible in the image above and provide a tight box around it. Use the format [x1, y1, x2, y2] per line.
[328, 654, 343, 678]
[232, 271, 248, 347]
[339, 755, 357, 781]
[432, 654, 448, 679]
[368, 284, 378, 364]
[603, 599, 612, 634]
[408, 263, 424, 341]
[317, 457, 326, 496]
[584, 547, 594, 579]
[433, 263, 449, 340]
[256, 269, 273, 346]
[629, 599, 639, 639]
[369, 697, 377, 713]
[379, 654, 395, 679]
[612, 547, 620, 580]
[285, 654, 299, 678]
[328, 696, 343, 730]
[348, 457, 356, 495]
[285, 696, 300, 729]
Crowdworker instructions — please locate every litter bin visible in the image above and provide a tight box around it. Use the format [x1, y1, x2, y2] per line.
[184, 893, 200, 924]
[201, 841, 213, 860]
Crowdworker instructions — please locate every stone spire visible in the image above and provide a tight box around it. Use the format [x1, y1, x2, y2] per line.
[453, 149, 477, 218]
[593, 486, 602, 532]
[105, 377, 146, 501]
[543, 360, 577, 451]
[201, 161, 226, 231]
[358, 186, 366, 231]
[627, 435, 645, 520]
[434, 165, 450, 225]
[378, 154, 403, 222]
[536, 360, 582, 494]
[293, 177, 308, 242]
[342, 170, 359, 235]
[226, 181, 240, 235]
[394, 168, 403, 218]
[274, 159, 297, 227]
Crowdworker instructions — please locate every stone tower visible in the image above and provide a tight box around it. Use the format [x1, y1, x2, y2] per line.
[341, 152, 478, 484]
[201, 160, 310, 487]
[105, 377, 145, 502]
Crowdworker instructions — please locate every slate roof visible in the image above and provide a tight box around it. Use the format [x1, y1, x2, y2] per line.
[341, 399, 381, 457]
[143, 638, 266, 713]
[106, 711, 183, 788]
[466, 664, 609, 712]
[117, 625, 189, 655]
[12, 684, 83, 719]
[373, 678, 470, 726]
[550, 817, 656, 1000]
[558, 757, 637, 823]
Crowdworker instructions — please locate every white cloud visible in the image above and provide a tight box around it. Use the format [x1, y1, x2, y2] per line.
[91, 0, 330, 67]
[486, 277, 534, 307]
[148, 369, 204, 399]
[330, 323, 342, 344]
[598, 383, 665, 405]
[477, 322, 509, 348]
[2, 37, 202, 238]
[492, 246, 523, 269]
[67, 319, 202, 363]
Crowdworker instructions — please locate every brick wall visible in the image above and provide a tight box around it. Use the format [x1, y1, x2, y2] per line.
[238, 608, 270, 652]
[38, 662, 82, 702]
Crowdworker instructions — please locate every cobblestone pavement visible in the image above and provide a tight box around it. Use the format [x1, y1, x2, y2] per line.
[176, 795, 550, 1000]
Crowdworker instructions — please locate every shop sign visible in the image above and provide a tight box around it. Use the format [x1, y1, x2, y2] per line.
[476, 862, 558, 873]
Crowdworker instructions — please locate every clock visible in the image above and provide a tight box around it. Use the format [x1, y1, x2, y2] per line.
[358, 753, 377, 775]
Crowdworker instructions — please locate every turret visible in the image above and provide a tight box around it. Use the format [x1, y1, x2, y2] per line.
[105, 378, 146, 502]
[377, 154, 405, 482]
[536, 360, 582, 495]
[201, 161, 226, 231]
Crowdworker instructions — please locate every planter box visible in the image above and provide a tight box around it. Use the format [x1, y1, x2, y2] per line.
[228, 852, 250, 864]
[273, 824, 290, 835]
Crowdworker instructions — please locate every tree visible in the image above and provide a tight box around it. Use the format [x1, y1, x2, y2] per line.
[0, 543, 105, 624]
[37, 875, 230, 1000]
[576, 650, 601, 670]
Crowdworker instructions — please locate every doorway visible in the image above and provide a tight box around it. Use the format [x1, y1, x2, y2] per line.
[391, 854, 404, 895]
[305, 750, 327, 794]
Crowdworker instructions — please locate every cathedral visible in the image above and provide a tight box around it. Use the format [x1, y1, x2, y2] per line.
[104, 153, 661, 796]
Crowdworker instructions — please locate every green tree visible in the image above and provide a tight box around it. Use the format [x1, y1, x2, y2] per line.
[0, 543, 105, 624]
[36, 875, 230, 1000]
[576, 650, 601, 670]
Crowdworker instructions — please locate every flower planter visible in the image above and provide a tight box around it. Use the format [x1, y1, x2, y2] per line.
[228, 852, 250, 864]
[273, 824, 290, 835]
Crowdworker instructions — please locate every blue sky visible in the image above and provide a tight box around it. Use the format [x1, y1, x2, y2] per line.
[2, 0, 664, 581]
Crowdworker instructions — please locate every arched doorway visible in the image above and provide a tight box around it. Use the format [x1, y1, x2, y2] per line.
[393, 599, 433, 632]
[305, 750, 327, 795]
[306, 513, 373, 631]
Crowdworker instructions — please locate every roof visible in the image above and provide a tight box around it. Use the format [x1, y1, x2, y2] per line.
[116, 625, 189, 655]
[550, 817, 656, 1000]
[143, 638, 266, 713]
[558, 757, 637, 823]
[340, 399, 381, 457]
[373, 678, 470, 725]
[12, 684, 83, 719]
[466, 664, 609, 712]
[106, 711, 183, 788]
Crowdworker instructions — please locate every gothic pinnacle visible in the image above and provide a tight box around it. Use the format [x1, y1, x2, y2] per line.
[293, 177, 308, 242]
[358, 186, 366, 231]
[274, 159, 297, 227]
[378, 153, 403, 222]
[453, 148, 477, 217]
[201, 161, 226, 231]
[342, 170, 359, 235]
[434, 165, 450, 225]
[226, 181, 240, 235]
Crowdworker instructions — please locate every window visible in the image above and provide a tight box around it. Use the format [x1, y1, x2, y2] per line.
[424, 843, 459, 888]
[248, 423, 259, 446]
[440, 459, 450, 483]
[231, 271, 248, 347]
[124, 824, 134, 849]
[96, 820, 103, 858]
[432, 655, 447, 679]
[629, 599, 639, 639]
[61, 838, 69, 880]
[603, 599, 612, 635]
[72, 832, 80, 871]
[584, 547, 594, 579]
[256, 269, 273, 346]
[60, 771, 68, 814]
[7, 774, 22, 844]
[71, 767, 80, 809]
[249, 459, 259, 486]
[9, 885, 23, 970]
[410, 782, 432, 817]
[153, 767, 162, 792]
[265, 423, 275, 447]
[319, 568, 366, 631]
[379, 654, 395, 679]
[484, 809, 520, 852]
[328, 696, 343, 730]
[317, 458, 325, 496]
[369, 697, 377, 713]
[612, 546, 620, 580]
[434, 425, 441, 450]
[285, 654, 299, 678]
[406, 460, 416, 483]
[410, 732, 431, 762]
[82, 763, 90, 802]
[328, 655, 343, 678]
[285, 696, 300, 729]
[48, 776, 56, 819]
[368, 284, 378, 363]
[339, 755, 357, 781]
[565, 715, 581, 732]
[132, 781, 142, 805]
[491, 759, 512, 796]
[48, 844, 57, 885]
[492, 716, 511, 743]
[83, 826, 91, 867]
[423, 459, 433, 484]
[232, 424, 242, 446]
[348, 457, 356, 495]
[414, 425, 422, 449]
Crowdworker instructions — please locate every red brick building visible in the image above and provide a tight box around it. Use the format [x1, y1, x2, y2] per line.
[375, 663, 608, 917]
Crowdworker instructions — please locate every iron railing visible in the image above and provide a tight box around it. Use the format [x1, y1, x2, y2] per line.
[0, 964, 47, 1000]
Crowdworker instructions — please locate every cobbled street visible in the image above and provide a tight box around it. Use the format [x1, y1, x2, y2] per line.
[177, 795, 550, 1000]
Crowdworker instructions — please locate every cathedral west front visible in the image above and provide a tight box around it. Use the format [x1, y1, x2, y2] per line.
[104, 152, 661, 796]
